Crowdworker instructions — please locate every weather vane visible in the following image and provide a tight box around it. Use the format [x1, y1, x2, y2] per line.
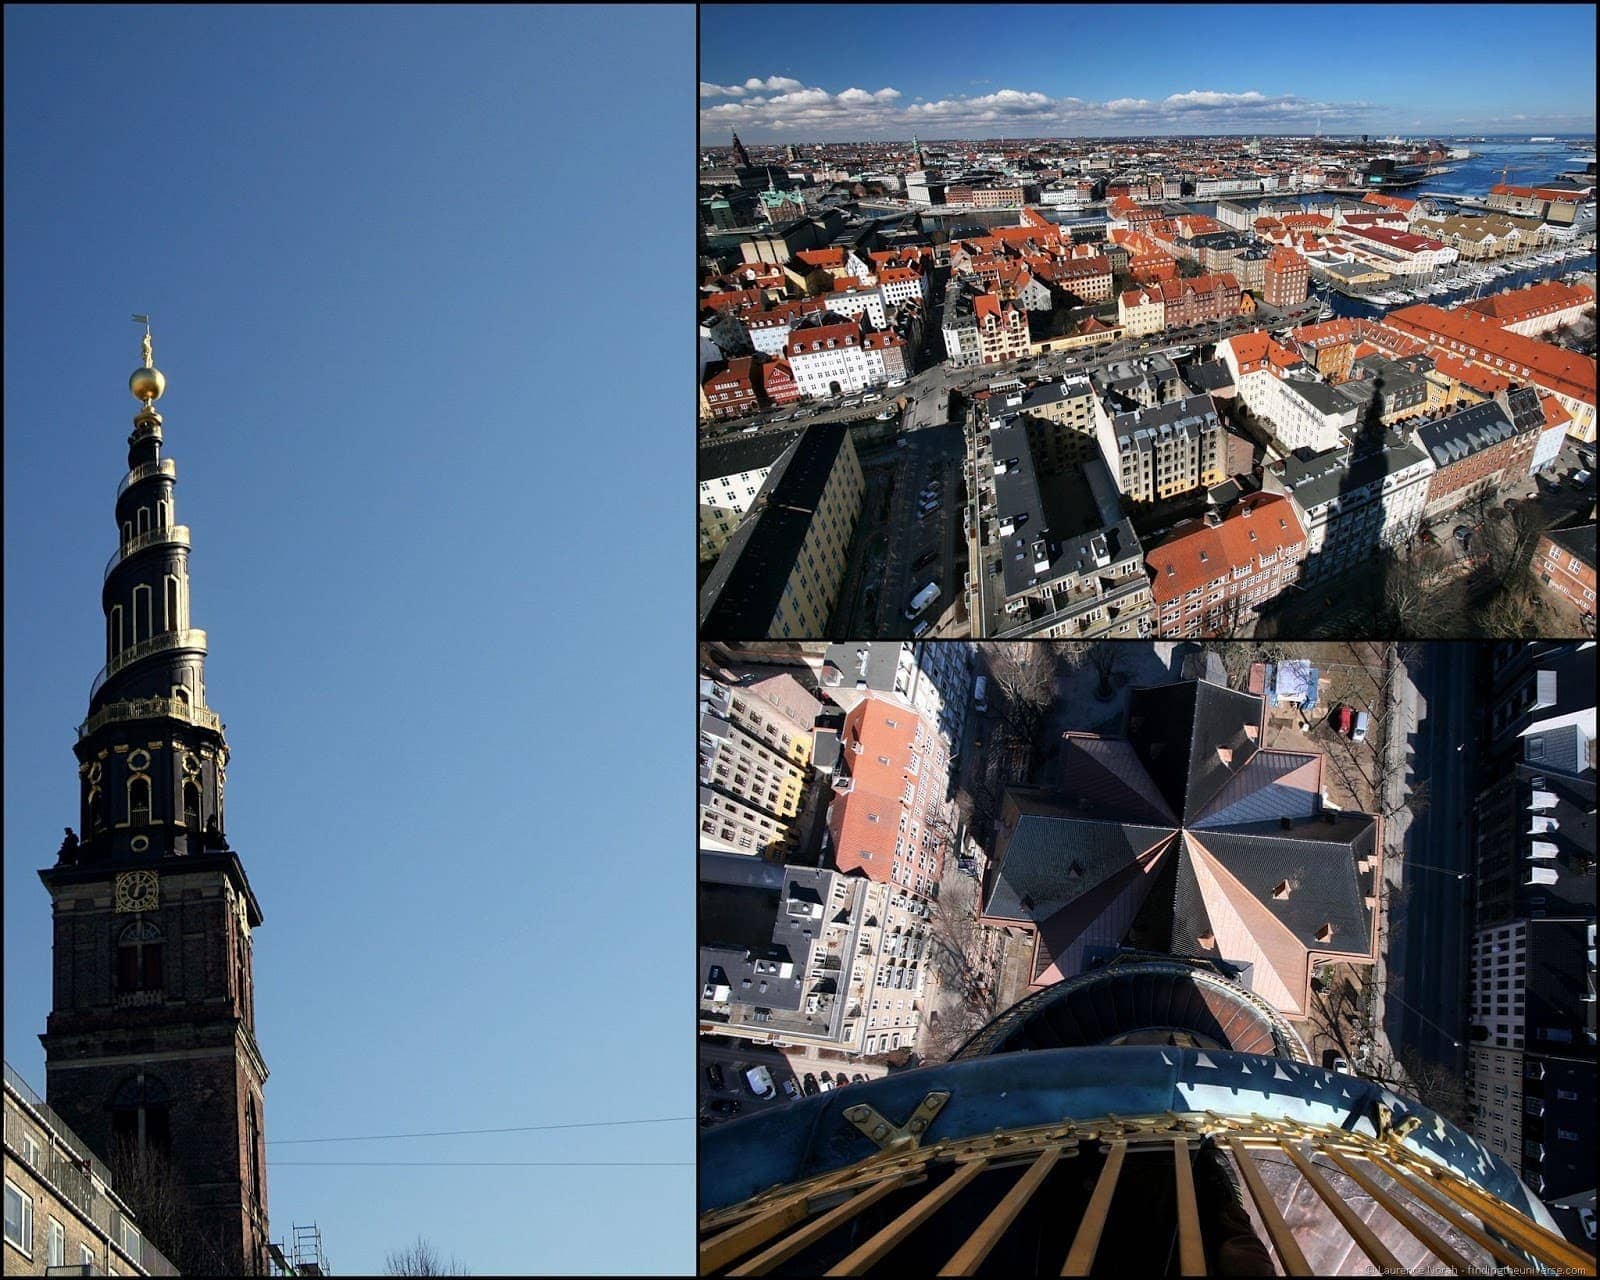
[132, 314, 153, 368]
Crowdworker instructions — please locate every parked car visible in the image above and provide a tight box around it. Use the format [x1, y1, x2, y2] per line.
[803, 1073, 820, 1096]
[852, 1074, 866, 1085]
[1331, 704, 1354, 736]
[1330, 1056, 1351, 1074]
[781, 1078, 801, 1101]
[1453, 525, 1473, 543]
[913, 548, 939, 570]
[705, 1062, 725, 1090]
[709, 1098, 742, 1115]
[1350, 710, 1370, 743]
[912, 619, 931, 638]
[744, 1065, 776, 1099]
[1572, 469, 1593, 488]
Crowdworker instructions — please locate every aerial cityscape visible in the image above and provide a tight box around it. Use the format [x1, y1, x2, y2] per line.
[696, 637, 1598, 1271]
[697, 8, 1597, 641]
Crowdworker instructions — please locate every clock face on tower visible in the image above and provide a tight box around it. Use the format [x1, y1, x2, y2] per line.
[115, 869, 159, 913]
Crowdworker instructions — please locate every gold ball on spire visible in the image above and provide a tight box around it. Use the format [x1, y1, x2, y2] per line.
[130, 365, 166, 403]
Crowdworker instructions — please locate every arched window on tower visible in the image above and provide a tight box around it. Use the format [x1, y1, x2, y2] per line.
[122, 520, 133, 548]
[116, 921, 164, 996]
[165, 575, 180, 634]
[110, 1073, 171, 1158]
[128, 775, 151, 826]
[132, 585, 153, 644]
[183, 780, 201, 830]
[108, 605, 124, 660]
[246, 1097, 263, 1206]
[156, 499, 169, 530]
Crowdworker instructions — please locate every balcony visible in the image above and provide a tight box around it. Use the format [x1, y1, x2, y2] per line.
[105, 525, 190, 578]
[89, 629, 207, 702]
[115, 457, 176, 500]
[79, 694, 220, 740]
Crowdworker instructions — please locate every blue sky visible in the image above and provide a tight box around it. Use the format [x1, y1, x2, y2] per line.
[4, 6, 692, 1275]
[701, 4, 1597, 142]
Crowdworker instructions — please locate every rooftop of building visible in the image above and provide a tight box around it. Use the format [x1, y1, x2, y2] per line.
[698, 429, 803, 483]
[1146, 493, 1307, 603]
[1110, 393, 1222, 448]
[1415, 401, 1521, 467]
[1272, 431, 1431, 510]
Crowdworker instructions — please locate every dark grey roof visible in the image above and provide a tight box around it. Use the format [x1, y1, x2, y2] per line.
[1273, 432, 1429, 510]
[1059, 737, 1177, 825]
[821, 641, 905, 693]
[1125, 679, 1266, 821]
[1545, 522, 1595, 570]
[1186, 359, 1235, 393]
[1110, 394, 1220, 451]
[1191, 816, 1376, 954]
[1416, 402, 1519, 468]
[698, 429, 802, 483]
[1192, 750, 1322, 829]
[986, 796, 1176, 921]
[1288, 377, 1360, 418]
[1125, 836, 1216, 958]
[699, 424, 852, 634]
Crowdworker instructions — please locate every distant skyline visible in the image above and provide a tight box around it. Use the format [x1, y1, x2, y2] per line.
[700, 3, 1597, 143]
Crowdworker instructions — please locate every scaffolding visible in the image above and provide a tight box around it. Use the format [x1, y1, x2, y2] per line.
[268, 1221, 329, 1276]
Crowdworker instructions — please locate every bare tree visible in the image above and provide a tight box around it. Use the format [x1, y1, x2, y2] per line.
[924, 874, 1002, 1063]
[989, 642, 1055, 741]
[1399, 1048, 1470, 1128]
[1052, 639, 1092, 671]
[384, 1236, 472, 1276]
[1088, 641, 1120, 699]
[107, 1143, 250, 1276]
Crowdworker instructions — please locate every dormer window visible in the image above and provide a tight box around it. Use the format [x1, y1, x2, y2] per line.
[1273, 879, 1291, 899]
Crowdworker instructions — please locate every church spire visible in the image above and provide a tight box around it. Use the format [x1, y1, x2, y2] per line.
[732, 129, 752, 169]
[72, 319, 226, 862]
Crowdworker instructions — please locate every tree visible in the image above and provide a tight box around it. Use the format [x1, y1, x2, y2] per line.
[989, 642, 1055, 742]
[924, 875, 1003, 1063]
[385, 1236, 472, 1276]
[1088, 641, 1120, 699]
[107, 1143, 250, 1276]
[1398, 1047, 1470, 1128]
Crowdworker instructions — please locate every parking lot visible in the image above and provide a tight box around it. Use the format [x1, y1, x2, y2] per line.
[697, 1039, 884, 1131]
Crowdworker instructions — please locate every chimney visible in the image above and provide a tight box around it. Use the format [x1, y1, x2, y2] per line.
[1315, 922, 1335, 943]
[1273, 879, 1292, 899]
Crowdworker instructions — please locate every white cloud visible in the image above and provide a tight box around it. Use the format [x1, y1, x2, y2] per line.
[700, 76, 1396, 140]
[1164, 89, 1266, 109]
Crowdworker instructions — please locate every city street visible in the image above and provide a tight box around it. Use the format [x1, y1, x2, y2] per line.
[1381, 643, 1476, 1072]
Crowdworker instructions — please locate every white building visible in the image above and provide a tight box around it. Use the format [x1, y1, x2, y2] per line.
[787, 320, 880, 399]
[826, 284, 888, 331]
[877, 266, 931, 311]
[819, 641, 974, 753]
[1267, 433, 1436, 582]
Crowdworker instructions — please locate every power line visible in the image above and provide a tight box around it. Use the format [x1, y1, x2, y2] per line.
[271, 1160, 694, 1167]
[267, 1116, 694, 1145]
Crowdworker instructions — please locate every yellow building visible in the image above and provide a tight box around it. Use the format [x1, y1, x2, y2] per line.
[4, 1060, 175, 1277]
[698, 667, 819, 856]
[699, 424, 865, 638]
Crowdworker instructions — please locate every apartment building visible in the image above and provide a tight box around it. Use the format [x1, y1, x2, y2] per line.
[1263, 247, 1310, 308]
[819, 640, 974, 755]
[974, 412, 1153, 640]
[697, 666, 820, 857]
[825, 282, 888, 331]
[745, 298, 831, 356]
[973, 293, 1031, 365]
[1090, 354, 1185, 412]
[1386, 303, 1596, 443]
[1264, 430, 1434, 583]
[1117, 287, 1165, 337]
[1098, 393, 1226, 504]
[1533, 523, 1596, 618]
[1416, 401, 1539, 520]
[1468, 642, 1596, 1199]
[1461, 280, 1596, 338]
[702, 355, 761, 421]
[697, 429, 801, 563]
[826, 695, 953, 899]
[699, 424, 864, 638]
[1146, 493, 1308, 637]
[1218, 331, 1355, 454]
[785, 320, 880, 399]
[697, 854, 931, 1058]
[4, 1061, 174, 1277]
[941, 277, 983, 367]
[1153, 272, 1246, 328]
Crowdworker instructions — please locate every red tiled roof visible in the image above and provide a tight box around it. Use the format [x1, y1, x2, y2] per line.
[794, 247, 846, 269]
[829, 698, 930, 882]
[1147, 494, 1305, 604]
[785, 319, 864, 358]
[1386, 304, 1597, 403]
[1461, 279, 1595, 324]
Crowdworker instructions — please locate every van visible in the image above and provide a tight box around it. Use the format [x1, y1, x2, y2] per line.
[1351, 710, 1370, 743]
[744, 1065, 776, 1099]
[974, 676, 988, 712]
[904, 581, 939, 619]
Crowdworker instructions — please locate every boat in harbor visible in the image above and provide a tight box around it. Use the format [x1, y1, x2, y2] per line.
[1530, 136, 1556, 143]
